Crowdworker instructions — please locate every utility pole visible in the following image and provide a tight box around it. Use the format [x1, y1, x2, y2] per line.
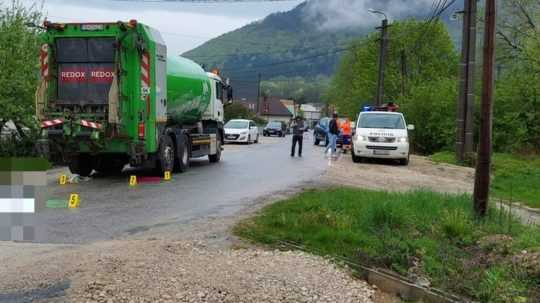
[256, 73, 261, 117]
[473, 0, 496, 217]
[375, 18, 389, 106]
[400, 50, 407, 97]
[456, 0, 478, 162]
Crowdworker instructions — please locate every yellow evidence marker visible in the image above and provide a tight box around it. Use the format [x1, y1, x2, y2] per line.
[59, 174, 67, 185]
[68, 194, 80, 208]
[164, 171, 171, 181]
[129, 175, 137, 186]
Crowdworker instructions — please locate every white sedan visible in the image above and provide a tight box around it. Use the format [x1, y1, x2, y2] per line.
[224, 119, 259, 144]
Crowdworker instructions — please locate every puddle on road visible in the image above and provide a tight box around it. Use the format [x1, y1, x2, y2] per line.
[0, 280, 70, 303]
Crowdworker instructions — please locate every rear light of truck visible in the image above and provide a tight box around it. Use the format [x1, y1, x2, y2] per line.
[138, 123, 145, 139]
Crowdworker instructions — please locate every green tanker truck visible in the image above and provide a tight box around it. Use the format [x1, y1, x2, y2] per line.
[36, 20, 232, 176]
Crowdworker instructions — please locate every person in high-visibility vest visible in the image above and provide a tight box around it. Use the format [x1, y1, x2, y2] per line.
[341, 118, 352, 154]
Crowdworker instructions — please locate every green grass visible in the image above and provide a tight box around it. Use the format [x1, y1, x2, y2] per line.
[431, 152, 540, 209]
[235, 188, 540, 303]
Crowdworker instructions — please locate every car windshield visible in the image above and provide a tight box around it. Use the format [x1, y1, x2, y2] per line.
[267, 122, 281, 128]
[225, 121, 248, 129]
[358, 114, 405, 129]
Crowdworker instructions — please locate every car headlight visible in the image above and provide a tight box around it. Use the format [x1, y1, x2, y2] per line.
[398, 137, 408, 143]
[241, 131, 248, 135]
[355, 135, 367, 142]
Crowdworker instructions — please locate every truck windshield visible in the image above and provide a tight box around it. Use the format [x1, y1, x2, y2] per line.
[225, 121, 248, 129]
[359, 114, 405, 129]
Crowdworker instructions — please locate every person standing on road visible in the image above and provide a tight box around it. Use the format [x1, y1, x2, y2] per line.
[325, 113, 339, 157]
[290, 116, 305, 157]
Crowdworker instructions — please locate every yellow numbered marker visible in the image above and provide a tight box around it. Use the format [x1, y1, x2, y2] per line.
[164, 171, 171, 181]
[129, 175, 137, 186]
[59, 175, 67, 185]
[68, 194, 80, 208]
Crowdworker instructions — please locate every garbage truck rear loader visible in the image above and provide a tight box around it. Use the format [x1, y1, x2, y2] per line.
[36, 20, 232, 176]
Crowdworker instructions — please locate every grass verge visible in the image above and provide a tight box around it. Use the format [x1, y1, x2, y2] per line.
[431, 152, 540, 209]
[234, 188, 540, 303]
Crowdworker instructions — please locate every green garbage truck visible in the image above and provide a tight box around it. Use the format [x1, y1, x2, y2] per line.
[36, 20, 232, 176]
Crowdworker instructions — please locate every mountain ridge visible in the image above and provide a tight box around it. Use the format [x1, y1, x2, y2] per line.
[183, 0, 462, 100]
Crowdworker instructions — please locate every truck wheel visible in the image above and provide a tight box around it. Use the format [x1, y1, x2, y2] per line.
[175, 134, 190, 172]
[158, 135, 175, 175]
[254, 135, 259, 144]
[209, 132, 221, 163]
[68, 153, 93, 177]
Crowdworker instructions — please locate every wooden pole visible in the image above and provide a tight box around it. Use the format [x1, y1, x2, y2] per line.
[473, 0, 496, 217]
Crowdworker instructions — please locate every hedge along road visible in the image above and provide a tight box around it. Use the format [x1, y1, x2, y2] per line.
[33, 133, 328, 244]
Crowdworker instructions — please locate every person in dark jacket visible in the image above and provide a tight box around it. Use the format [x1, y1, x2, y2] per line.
[325, 113, 340, 157]
[290, 116, 305, 157]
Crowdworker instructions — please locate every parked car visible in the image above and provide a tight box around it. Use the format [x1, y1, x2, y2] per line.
[351, 111, 414, 165]
[224, 119, 259, 144]
[263, 121, 287, 137]
[313, 117, 345, 146]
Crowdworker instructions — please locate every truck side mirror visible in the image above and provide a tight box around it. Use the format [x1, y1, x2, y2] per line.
[407, 125, 415, 131]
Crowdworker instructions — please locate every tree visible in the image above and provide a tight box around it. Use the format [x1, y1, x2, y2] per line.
[0, 1, 43, 156]
[0, 0, 42, 127]
[326, 20, 459, 153]
[224, 103, 253, 121]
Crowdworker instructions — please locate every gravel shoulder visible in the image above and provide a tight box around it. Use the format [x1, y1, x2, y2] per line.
[323, 155, 475, 194]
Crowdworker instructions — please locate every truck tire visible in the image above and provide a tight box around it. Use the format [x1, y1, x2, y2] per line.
[158, 135, 175, 175]
[209, 132, 222, 163]
[174, 134, 190, 172]
[68, 153, 93, 177]
[254, 134, 259, 144]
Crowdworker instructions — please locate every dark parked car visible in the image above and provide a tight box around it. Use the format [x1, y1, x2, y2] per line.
[313, 117, 345, 146]
[263, 121, 287, 137]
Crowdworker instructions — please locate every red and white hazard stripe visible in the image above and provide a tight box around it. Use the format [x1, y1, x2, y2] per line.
[141, 52, 150, 100]
[40, 44, 49, 78]
[79, 120, 102, 130]
[40, 119, 63, 128]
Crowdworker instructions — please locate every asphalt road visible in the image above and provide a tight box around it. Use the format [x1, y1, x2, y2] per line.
[35, 132, 328, 244]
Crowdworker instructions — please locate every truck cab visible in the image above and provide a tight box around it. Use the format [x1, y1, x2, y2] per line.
[351, 111, 414, 165]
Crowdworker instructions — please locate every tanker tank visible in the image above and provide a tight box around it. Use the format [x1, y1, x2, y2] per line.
[166, 56, 212, 125]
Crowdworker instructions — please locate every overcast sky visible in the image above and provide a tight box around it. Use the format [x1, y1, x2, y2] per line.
[21, 0, 302, 54]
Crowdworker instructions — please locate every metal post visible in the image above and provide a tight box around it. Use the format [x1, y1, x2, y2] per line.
[456, 0, 477, 162]
[256, 73, 261, 117]
[375, 19, 389, 106]
[473, 0, 496, 218]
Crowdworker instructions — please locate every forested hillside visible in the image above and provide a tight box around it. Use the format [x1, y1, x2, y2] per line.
[183, 0, 461, 101]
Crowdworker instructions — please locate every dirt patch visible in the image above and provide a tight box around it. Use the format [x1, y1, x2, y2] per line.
[323, 155, 474, 194]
